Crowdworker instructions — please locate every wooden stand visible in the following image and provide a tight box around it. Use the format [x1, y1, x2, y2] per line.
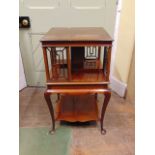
[41, 27, 113, 135]
[56, 94, 98, 122]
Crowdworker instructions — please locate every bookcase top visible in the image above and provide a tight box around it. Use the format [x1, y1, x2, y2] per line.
[41, 27, 113, 42]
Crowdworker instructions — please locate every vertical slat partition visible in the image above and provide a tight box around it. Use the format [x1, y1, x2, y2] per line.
[67, 47, 72, 80]
[42, 47, 50, 80]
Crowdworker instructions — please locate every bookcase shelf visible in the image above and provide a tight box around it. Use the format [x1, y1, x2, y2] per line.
[48, 69, 107, 84]
[55, 94, 99, 122]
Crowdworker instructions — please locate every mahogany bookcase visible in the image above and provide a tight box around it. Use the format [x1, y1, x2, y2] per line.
[41, 27, 113, 134]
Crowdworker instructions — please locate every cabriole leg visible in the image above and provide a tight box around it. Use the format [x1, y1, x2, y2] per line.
[100, 92, 111, 135]
[44, 91, 55, 134]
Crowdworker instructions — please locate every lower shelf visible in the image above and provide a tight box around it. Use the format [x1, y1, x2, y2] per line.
[55, 94, 99, 122]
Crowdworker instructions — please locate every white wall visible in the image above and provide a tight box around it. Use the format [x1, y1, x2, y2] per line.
[113, 0, 135, 83]
[110, 0, 135, 97]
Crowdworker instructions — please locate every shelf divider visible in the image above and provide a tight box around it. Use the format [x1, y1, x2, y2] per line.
[67, 47, 72, 80]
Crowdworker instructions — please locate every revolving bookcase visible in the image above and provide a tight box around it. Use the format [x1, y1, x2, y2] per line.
[41, 27, 113, 134]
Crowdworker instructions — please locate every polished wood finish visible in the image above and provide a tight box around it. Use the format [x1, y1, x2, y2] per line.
[42, 41, 112, 47]
[47, 69, 106, 84]
[46, 85, 109, 95]
[101, 92, 111, 135]
[41, 27, 113, 134]
[98, 46, 101, 61]
[42, 47, 50, 80]
[106, 47, 112, 80]
[41, 27, 113, 42]
[44, 91, 55, 134]
[56, 94, 98, 122]
[66, 47, 72, 80]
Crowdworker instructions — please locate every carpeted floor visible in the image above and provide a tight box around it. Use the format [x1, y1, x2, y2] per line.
[20, 87, 135, 155]
[20, 127, 72, 155]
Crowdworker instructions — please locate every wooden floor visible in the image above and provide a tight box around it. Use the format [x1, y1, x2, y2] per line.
[20, 87, 135, 155]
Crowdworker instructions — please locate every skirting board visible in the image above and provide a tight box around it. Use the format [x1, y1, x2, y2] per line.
[110, 76, 127, 97]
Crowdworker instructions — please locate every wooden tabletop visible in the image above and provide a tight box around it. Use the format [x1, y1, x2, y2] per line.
[41, 27, 112, 42]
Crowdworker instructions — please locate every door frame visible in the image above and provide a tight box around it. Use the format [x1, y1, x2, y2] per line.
[110, 0, 122, 77]
[19, 48, 27, 90]
[110, 0, 127, 97]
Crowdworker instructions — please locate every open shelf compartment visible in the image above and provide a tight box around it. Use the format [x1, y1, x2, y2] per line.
[46, 46, 108, 84]
[55, 94, 99, 122]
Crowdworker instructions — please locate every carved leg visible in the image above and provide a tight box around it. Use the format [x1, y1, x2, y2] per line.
[100, 92, 111, 135]
[44, 91, 55, 134]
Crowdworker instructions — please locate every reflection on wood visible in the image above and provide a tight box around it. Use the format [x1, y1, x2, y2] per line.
[56, 94, 98, 122]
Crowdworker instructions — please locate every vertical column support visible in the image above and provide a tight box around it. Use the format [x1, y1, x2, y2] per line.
[103, 46, 112, 81]
[97, 46, 101, 69]
[103, 47, 107, 75]
[42, 47, 50, 80]
[100, 91, 111, 135]
[106, 46, 112, 80]
[50, 47, 57, 78]
[98, 46, 101, 61]
[49, 47, 53, 68]
[44, 91, 55, 134]
[67, 46, 72, 80]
